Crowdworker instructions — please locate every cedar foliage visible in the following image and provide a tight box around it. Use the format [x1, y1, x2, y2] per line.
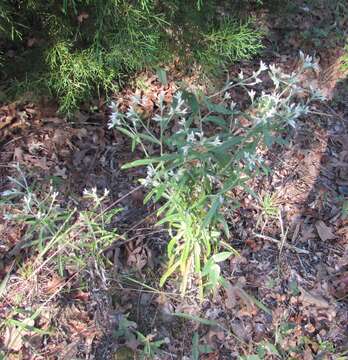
[0, 0, 265, 114]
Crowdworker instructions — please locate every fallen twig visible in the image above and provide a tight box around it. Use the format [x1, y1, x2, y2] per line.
[253, 232, 310, 254]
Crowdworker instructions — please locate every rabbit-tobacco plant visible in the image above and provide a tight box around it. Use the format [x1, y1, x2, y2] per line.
[109, 53, 325, 297]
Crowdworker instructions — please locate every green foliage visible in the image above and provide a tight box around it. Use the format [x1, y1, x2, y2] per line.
[112, 54, 325, 296]
[0, 0, 263, 114]
[0, 0, 20, 41]
[46, 41, 117, 115]
[260, 193, 279, 218]
[196, 19, 263, 70]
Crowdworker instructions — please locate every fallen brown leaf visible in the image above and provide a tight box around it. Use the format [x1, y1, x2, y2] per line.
[315, 220, 336, 241]
[44, 276, 65, 294]
[13, 147, 23, 162]
[299, 287, 330, 308]
[3, 318, 35, 352]
[3, 326, 23, 352]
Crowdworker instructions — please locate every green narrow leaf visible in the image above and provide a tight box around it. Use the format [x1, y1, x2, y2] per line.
[217, 216, 230, 238]
[121, 153, 179, 169]
[203, 196, 222, 227]
[173, 312, 219, 326]
[208, 263, 220, 288]
[262, 341, 280, 357]
[0, 261, 14, 298]
[167, 235, 179, 257]
[192, 332, 199, 360]
[183, 91, 200, 114]
[159, 260, 180, 287]
[205, 99, 233, 115]
[212, 251, 232, 263]
[180, 237, 192, 273]
[239, 288, 272, 315]
[116, 126, 136, 140]
[138, 132, 161, 145]
[204, 115, 228, 127]
[156, 68, 168, 86]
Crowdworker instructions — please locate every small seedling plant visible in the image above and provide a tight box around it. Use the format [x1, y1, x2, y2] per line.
[109, 53, 325, 297]
[1, 166, 120, 276]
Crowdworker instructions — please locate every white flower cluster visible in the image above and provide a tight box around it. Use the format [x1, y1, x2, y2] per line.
[108, 101, 122, 129]
[141, 165, 156, 187]
[299, 51, 320, 72]
[169, 91, 188, 117]
[244, 151, 264, 171]
[83, 187, 109, 205]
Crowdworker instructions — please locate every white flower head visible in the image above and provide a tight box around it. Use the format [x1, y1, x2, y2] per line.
[141, 95, 149, 107]
[108, 111, 121, 129]
[299, 51, 319, 72]
[186, 132, 196, 143]
[108, 101, 118, 112]
[103, 188, 110, 197]
[210, 136, 222, 146]
[51, 191, 59, 200]
[152, 114, 163, 122]
[244, 151, 263, 170]
[224, 92, 231, 100]
[259, 60, 268, 72]
[178, 118, 186, 127]
[309, 85, 326, 101]
[230, 101, 237, 110]
[247, 89, 256, 103]
[141, 165, 156, 187]
[182, 145, 190, 156]
[238, 70, 244, 80]
[146, 165, 155, 178]
[3, 213, 13, 220]
[126, 106, 139, 126]
[130, 94, 141, 105]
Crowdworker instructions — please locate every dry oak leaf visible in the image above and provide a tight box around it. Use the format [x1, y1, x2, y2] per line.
[3, 318, 35, 352]
[315, 220, 336, 241]
[3, 326, 23, 352]
[299, 287, 330, 309]
[44, 276, 65, 294]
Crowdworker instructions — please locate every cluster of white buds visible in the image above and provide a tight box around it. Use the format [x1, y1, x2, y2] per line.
[83, 187, 109, 206]
[141, 165, 156, 187]
[108, 101, 122, 129]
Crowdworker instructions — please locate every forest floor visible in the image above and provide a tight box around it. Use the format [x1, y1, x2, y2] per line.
[0, 1, 348, 359]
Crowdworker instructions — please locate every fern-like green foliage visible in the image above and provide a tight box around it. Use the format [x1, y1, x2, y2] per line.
[196, 19, 263, 69]
[0, 0, 264, 114]
[46, 42, 117, 114]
